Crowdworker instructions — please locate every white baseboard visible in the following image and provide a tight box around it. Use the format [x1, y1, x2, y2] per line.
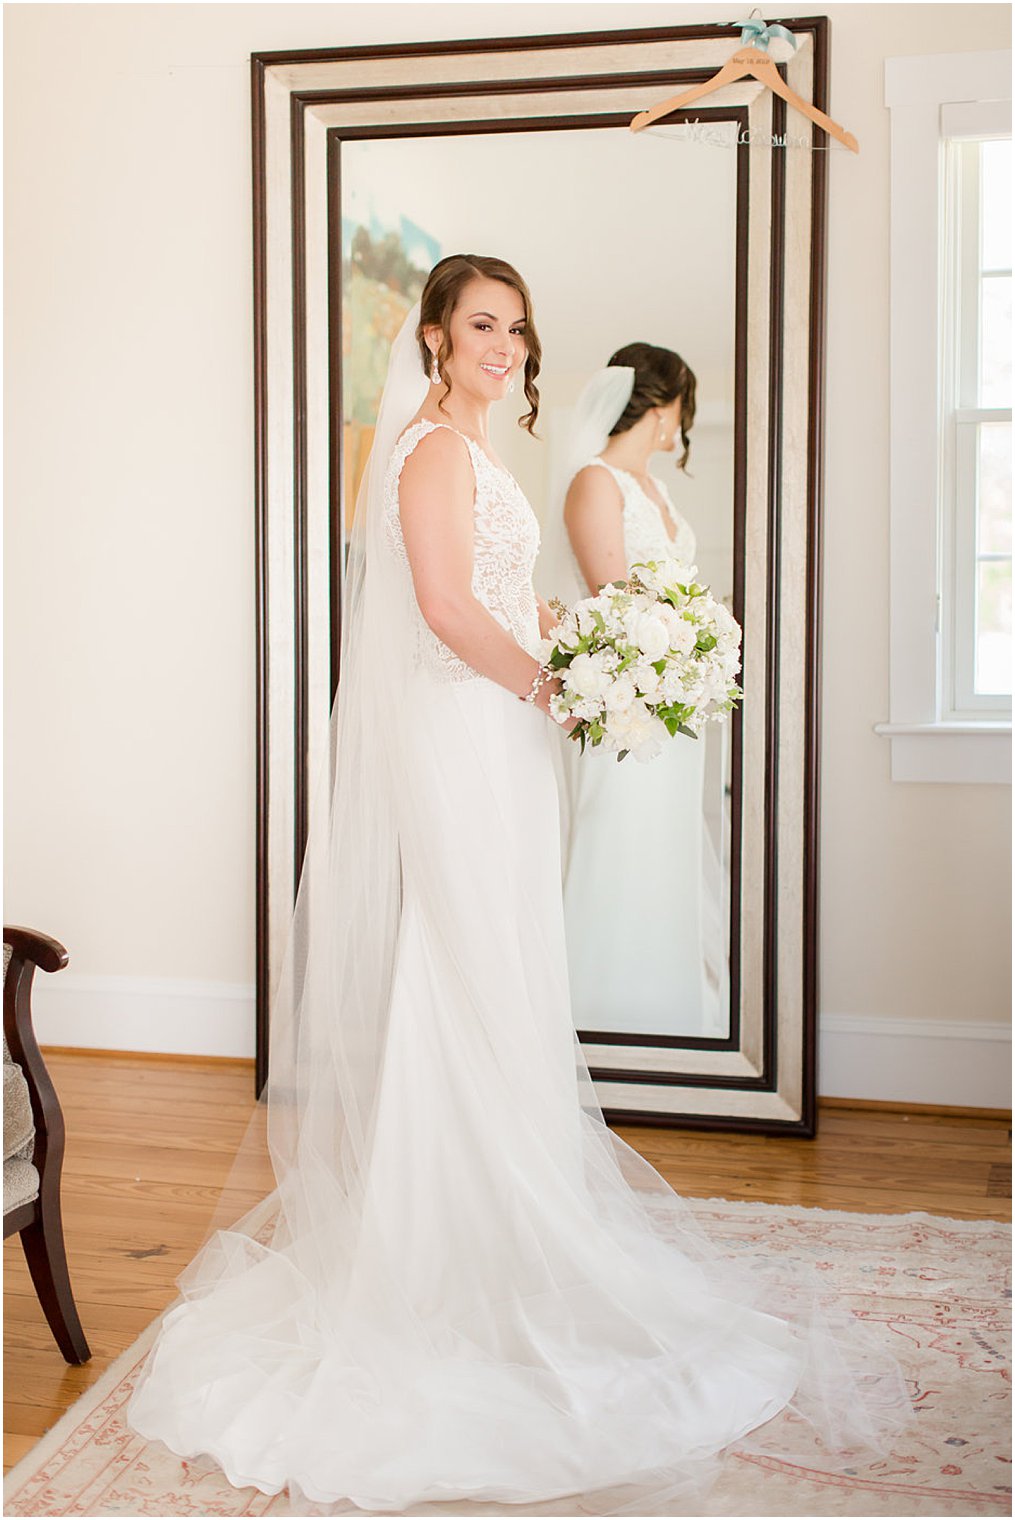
[819, 1013, 1012, 1108]
[30, 977, 1012, 1110]
[31, 973, 256, 1060]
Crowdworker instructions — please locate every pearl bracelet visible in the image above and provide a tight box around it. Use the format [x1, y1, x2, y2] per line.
[521, 664, 553, 703]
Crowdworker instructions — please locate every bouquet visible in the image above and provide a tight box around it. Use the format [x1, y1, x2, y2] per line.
[541, 558, 743, 763]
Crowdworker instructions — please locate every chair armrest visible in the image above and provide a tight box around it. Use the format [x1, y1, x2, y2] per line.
[3, 927, 69, 975]
[4, 928, 69, 1184]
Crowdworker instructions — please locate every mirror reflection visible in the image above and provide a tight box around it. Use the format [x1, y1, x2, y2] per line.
[342, 125, 739, 1041]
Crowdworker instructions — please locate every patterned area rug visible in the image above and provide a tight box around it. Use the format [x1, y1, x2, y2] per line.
[4, 1199, 1010, 1517]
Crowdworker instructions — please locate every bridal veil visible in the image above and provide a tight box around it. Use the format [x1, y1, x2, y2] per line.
[126, 302, 914, 1517]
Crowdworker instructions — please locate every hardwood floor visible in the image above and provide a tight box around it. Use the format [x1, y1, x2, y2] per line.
[4, 1048, 1010, 1477]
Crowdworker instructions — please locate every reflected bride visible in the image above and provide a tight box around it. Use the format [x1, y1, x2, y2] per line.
[538, 345, 730, 1039]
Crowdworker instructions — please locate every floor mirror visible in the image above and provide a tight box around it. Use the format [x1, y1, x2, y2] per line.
[252, 19, 831, 1134]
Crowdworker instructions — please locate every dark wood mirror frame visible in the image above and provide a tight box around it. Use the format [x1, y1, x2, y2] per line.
[252, 17, 830, 1135]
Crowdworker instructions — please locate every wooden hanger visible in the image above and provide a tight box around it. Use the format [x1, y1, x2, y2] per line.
[629, 35, 859, 154]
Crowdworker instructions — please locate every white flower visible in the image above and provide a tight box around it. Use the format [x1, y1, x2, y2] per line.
[660, 665, 690, 704]
[574, 602, 601, 637]
[695, 666, 728, 706]
[628, 561, 667, 595]
[553, 618, 581, 654]
[598, 593, 632, 640]
[602, 699, 668, 761]
[632, 661, 662, 701]
[632, 557, 698, 595]
[622, 608, 671, 661]
[604, 672, 637, 714]
[711, 601, 739, 638]
[660, 611, 697, 657]
[564, 651, 613, 702]
[684, 592, 713, 625]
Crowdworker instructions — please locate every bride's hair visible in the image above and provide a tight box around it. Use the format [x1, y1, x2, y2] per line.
[607, 343, 697, 472]
[416, 254, 542, 434]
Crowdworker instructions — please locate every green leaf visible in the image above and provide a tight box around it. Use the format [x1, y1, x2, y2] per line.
[676, 723, 699, 739]
[616, 749, 630, 762]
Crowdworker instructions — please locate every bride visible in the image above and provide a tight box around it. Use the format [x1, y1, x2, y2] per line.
[537, 348, 729, 1038]
[125, 254, 912, 1516]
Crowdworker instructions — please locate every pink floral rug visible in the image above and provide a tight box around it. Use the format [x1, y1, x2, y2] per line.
[4, 1199, 1010, 1517]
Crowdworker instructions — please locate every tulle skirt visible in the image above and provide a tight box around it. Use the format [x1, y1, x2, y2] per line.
[125, 674, 914, 1515]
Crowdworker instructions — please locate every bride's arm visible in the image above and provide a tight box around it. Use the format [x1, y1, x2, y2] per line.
[399, 428, 574, 726]
[564, 467, 627, 596]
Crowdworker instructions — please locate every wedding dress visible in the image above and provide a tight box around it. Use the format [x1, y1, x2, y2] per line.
[125, 315, 913, 1517]
[550, 457, 729, 1038]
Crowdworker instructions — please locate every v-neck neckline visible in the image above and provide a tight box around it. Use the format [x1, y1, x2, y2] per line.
[595, 458, 680, 545]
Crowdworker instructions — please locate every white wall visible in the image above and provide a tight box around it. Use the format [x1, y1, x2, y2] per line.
[4, 3, 1010, 1103]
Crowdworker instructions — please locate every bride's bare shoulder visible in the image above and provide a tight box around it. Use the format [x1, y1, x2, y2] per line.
[565, 461, 623, 519]
[397, 419, 474, 500]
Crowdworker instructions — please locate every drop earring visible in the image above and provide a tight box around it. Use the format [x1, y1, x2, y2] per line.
[508, 373, 516, 394]
[430, 354, 441, 385]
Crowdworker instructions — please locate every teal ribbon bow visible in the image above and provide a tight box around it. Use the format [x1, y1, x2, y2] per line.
[733, 18, 798, 50]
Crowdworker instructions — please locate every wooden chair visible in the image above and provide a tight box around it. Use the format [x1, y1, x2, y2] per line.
[3, 927, 90, 1363]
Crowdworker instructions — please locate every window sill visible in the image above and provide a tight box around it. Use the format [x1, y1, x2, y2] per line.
[874, 721, 1011, 783]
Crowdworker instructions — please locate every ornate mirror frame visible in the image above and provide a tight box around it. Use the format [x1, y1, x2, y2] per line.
[252, 18, 830, 1135]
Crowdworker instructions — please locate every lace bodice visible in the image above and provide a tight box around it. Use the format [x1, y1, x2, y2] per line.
[586, 457, 697, 569]
[383, 419, 542, 684]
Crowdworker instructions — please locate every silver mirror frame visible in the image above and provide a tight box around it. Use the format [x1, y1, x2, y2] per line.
[252, 18, 830, 1134]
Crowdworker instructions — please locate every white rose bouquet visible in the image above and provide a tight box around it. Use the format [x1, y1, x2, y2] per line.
[541, 558, 743, 763]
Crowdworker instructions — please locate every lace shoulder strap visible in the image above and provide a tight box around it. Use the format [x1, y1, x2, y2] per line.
[383, 423, 482, 532]
[572, 456, 628, 504]
[391, 417, 478, 478]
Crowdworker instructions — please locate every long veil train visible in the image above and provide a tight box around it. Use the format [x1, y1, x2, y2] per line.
[125, 302, 915, 1516]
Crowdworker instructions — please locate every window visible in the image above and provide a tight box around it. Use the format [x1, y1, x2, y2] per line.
[880, 51, 1011, 783]
[941, 123, 1012, 718]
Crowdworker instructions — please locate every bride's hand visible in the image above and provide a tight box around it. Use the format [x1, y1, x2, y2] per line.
[535, 675, 580, 735]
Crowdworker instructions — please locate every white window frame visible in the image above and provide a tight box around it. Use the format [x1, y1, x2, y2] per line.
[878, 50, 1011, 784]
[942, 118, 1011, 718]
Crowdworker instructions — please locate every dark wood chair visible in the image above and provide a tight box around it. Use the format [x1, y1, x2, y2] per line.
[3, 926, 90, 1363]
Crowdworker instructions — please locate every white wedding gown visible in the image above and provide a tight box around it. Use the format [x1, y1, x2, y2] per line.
[125, 420, 911, 1516]
[554, 458, 729, 1038]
